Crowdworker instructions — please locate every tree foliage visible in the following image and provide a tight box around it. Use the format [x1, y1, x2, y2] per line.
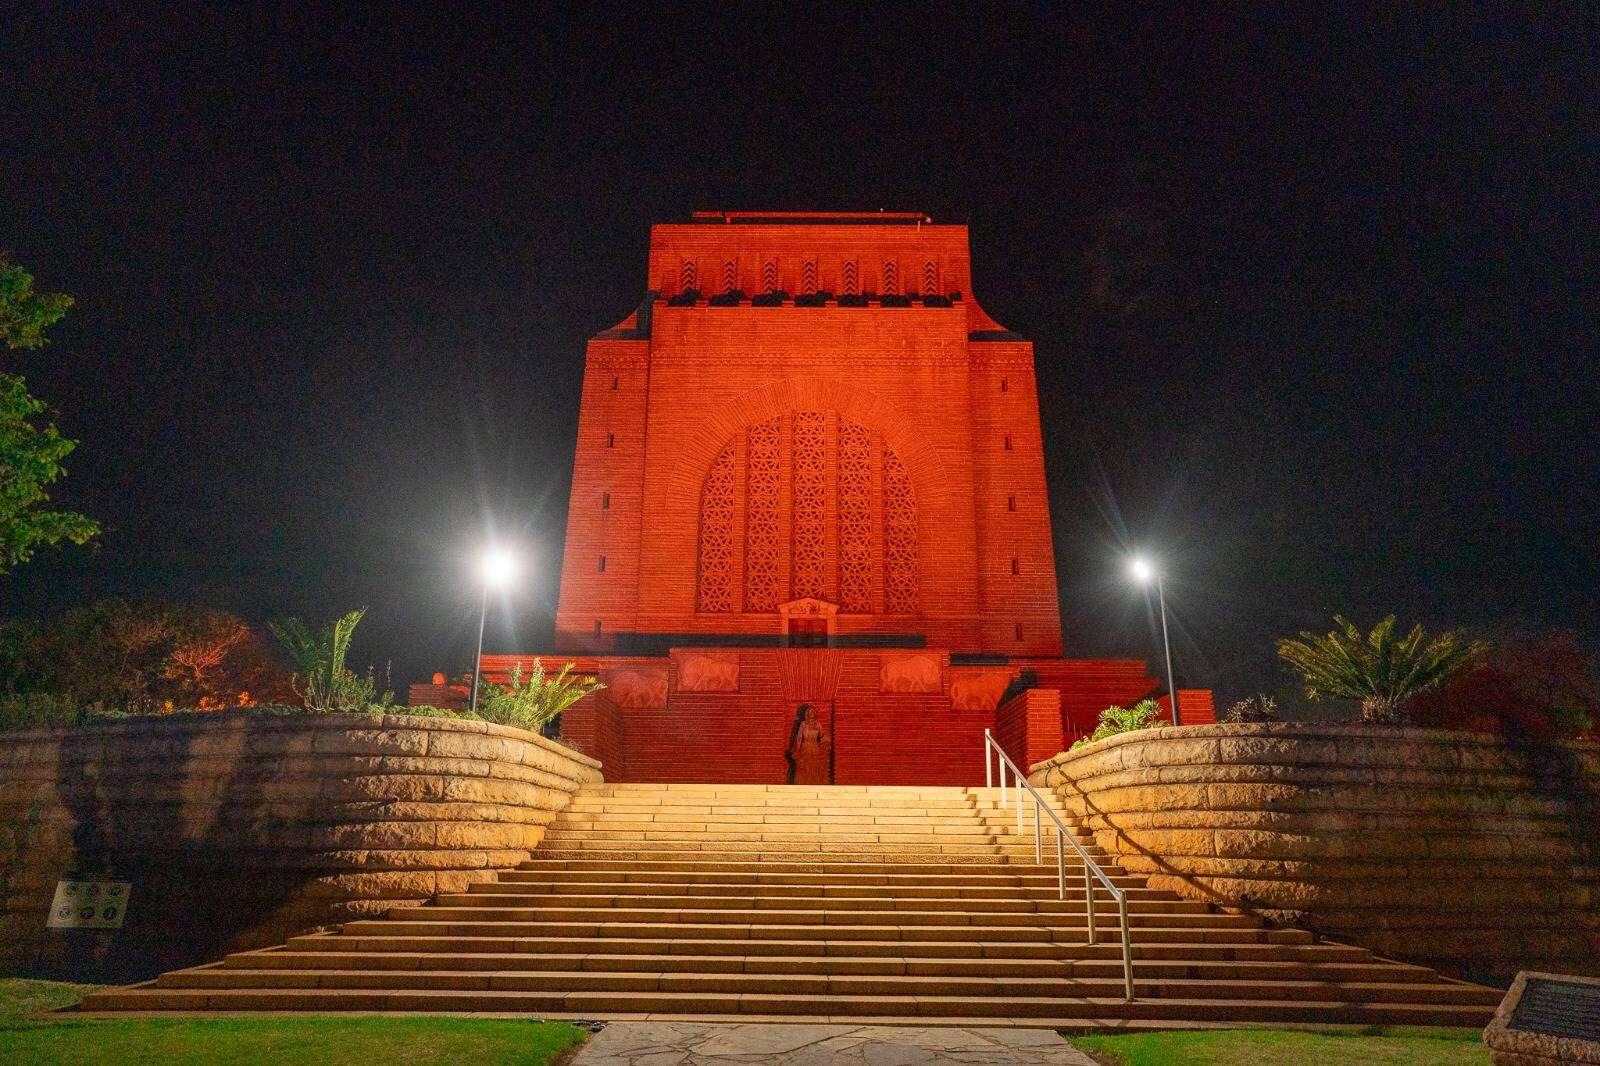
[1277, 615, 1485, 725]
[1409, 630, 1599, 739]
[269, 608, 390, 713]
[477, 660, 604, 734]
[0, 257, 98, 572]
[0, 599, 291, 711]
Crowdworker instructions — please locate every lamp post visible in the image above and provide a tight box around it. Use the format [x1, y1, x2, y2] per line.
[1129, 556, 1180, 726]
[471, 548, 519, 715]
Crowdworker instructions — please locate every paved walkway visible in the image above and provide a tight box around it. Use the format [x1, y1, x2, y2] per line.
[569, 1021, 1098, 1064]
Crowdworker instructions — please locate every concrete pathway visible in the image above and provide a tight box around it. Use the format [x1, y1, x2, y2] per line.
[569, 1021, 1098, 1064]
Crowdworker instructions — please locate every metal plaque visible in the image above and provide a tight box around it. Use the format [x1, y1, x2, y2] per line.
[46, 880, 132, 930]
[1509, 977, 1600, 1042]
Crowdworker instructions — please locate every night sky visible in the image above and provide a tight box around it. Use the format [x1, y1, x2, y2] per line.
[4, 7, 1596, 710]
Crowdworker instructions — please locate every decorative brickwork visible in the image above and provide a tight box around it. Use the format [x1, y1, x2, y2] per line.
[697, 413, 919, 616]
[695, 445, 738, 612]
[790, 411, 829, 600]
[836, 419, 874, 611]
[882, 451, 919, 613]
[743, 415, 784, 611]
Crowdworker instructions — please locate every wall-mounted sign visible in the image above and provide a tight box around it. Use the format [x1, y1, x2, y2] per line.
[47, 880, 131, 929]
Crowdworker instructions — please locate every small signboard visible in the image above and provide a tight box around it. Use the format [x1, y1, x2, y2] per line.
[47, 880, 131, 930]
[1509, 976, 1600, 1042]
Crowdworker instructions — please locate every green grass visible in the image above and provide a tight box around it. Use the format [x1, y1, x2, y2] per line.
[0, 978, 588, 1065]
[1068, 1027, 1490, 1066]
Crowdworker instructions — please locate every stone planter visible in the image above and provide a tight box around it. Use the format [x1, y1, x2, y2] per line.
[1030, 722, 1600, 984]
[0, 710, 601, 980]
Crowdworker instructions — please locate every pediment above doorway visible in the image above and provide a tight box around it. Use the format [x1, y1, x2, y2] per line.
[777, 598, 839, 618]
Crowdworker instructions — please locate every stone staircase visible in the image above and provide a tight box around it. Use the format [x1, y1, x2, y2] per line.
[82, 783, 1501, 1028]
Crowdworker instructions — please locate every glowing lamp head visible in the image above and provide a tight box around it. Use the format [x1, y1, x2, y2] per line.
[1129, 556, 1155, 585]
[478, 548, 519, 588]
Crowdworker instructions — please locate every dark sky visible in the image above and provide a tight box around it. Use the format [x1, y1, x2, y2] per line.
[3, 6, 1596, 707]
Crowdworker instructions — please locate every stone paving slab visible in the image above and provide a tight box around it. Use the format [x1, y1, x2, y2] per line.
[569, 1021, 1099, 1064]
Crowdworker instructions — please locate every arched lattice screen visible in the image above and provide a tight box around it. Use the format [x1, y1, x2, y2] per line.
[695, 412, 920, 614]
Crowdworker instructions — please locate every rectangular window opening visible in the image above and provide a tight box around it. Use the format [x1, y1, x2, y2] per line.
[1014, 624, 1023, 640]
[598, 555, 607, 572]
[1004, 435, 1013, 451]
[1007, 494, 1017, 512]
[601, 491, 611, 509]
[1000, 379, 1009, 393]
[610, 376, 619, 390]
[593, 620, 602, 636]
[1010, 558, 1020, 575]
[606, 432, 615, 448]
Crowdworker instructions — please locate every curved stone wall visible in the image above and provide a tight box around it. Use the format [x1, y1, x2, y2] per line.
[1029, 723, 1600, 983]
[0, 711, 601, 980]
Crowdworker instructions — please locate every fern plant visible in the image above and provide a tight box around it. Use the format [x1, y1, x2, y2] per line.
[1277, 615, 1484, 725]
[1071, 699, 1165, 749]
[269, 608, 389, 713]
[478, 660, 604, 733]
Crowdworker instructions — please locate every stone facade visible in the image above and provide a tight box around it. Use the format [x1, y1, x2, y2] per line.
[1029, 723, 1600, 983]
[449, 212, 1215, 783]
[0, 711, 600, 980]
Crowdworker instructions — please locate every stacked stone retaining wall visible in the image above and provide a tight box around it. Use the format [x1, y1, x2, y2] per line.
[0, 711, 601, 980]
[1029, 723, 1600, 984]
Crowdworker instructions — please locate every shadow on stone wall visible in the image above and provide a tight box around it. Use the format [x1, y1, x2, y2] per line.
[2, 712, 602, 984]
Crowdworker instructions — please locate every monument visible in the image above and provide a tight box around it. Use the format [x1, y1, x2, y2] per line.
[416, 211, 1212, 782]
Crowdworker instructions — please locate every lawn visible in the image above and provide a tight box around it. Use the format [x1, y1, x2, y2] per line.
[1068, 1026, 1491, 1066]
[0, 978, 588, 1065]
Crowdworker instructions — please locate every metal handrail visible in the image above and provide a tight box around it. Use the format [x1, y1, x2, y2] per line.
[983, 729, 1135, 1001]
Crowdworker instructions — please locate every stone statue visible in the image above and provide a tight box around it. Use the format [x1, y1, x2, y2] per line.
[786, 704, 832, 785]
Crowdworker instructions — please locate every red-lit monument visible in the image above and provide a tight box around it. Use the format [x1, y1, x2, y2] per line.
[420, 212, 1212, 783]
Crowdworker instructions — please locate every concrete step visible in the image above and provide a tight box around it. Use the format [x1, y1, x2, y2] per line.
[331, 921, 1290, 946]
[216, 949, 1452, 986]
[78, 985, 1498, 1027]
[361, 905, 1260, 930]
[429, 892, 1206, 914]
[150, 967, 1504, 1007]
[281, 932, 1339, 962]
[497, 866, 1144, 889]
[527, 849, 1128, 869]
[467, 870, 1171, 896]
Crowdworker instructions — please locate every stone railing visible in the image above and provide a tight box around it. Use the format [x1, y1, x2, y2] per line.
[1029, 723, 1600, 983]
[0, 710, 601, 980]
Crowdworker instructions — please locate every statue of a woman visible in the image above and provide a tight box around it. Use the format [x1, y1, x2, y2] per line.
[786, 704, 832, 785]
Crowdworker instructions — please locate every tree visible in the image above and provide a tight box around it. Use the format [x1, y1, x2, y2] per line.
[0, 257, 98, 571]
[0, 599, 290, 711]
[1409, 630, 1600, 739]
[1277, 615, 1485, 726]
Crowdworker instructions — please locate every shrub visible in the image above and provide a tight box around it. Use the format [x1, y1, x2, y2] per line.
[1071, 699, 1165, 749]
[1223, 693, 1280, 724]
[1277, 615, 1484, 726]
[1409, 630, 1599, 738]
[0, 599, 291, 712]
[269, 609, 392, 713]
[0, 692, 90, 731]
[477, 661, 603, 733]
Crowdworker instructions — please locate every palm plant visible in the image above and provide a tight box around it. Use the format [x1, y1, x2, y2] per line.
[269, 608, 386, 713]
[478, 660, 604, 733]
[1277, 615, 1485, 725]
[1071, 698, 1165, 749]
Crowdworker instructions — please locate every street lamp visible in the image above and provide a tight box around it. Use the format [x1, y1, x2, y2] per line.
[471, 548, 520, 715]
[1128, 555, 1180, 726]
